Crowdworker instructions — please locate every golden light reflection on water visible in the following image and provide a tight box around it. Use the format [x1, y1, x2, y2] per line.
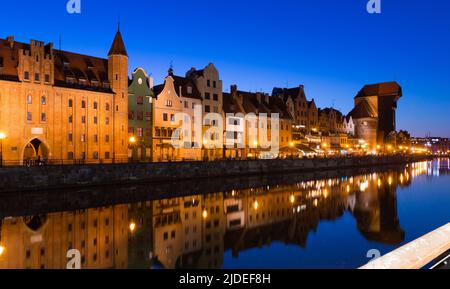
[0, 160, 447, 269]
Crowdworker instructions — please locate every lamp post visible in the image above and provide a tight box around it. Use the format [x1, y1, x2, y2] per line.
[0, 132, 6, 167]
[290, 142, 295, 159]
[129, 136, 137, 162]
[253, 140, 258, 160]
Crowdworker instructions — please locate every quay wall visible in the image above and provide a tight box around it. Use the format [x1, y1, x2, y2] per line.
[0, 155, 430, 193]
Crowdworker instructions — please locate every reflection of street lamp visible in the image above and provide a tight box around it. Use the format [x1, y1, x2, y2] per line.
[0, 244, 5, 257]
[290, 142, 295, 158]
[202, 209, 208, 219]
[0, 132, 6, 167]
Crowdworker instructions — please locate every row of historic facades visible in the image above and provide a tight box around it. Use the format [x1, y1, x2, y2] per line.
[0, 30, 402, 164]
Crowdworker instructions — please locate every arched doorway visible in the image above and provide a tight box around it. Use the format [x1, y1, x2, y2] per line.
[23, 138, 49, 164]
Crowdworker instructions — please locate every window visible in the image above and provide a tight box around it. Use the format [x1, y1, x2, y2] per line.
[94, 116, 98, 124]
[45, 74, 50, 83]
[128, 127, 134, 134]
[205, 105, 211, 113]
[93, 102, 98, 109]
[137, 111, 143, 121]
[128, 111, 134, 120]
[105, 152, 110, 159]
[213, 94, 218, 101]
[68, 152, 74, 160]
[145, 112, 151, 121]
[105, 117, 109, 125]
[205, 93, 211, 100]
[27, 95, 32, 104]
[93, 135, 98, 143]
[105, 103, 110, 111]
[68, 133, 73, 142]
[163, 113, 168, 121]
[184, 101, 188, 108]
[68, 115, 73, 123]
[170, 114, 175, 122]
[35, 73, 40, 82]
[81, 116, 86, 124]
[80, 152, 86, 160]
[68, 99, 73, 107]
[93, 152, 99, 159]
[27, 112, 32, 121]
[137, 128, 143, 137]
[146, 128, 151, 137]
[105, 135, 110, 143]
[207, 80, 211, 87]
[187, 86, 192, 94]
[81, 134, 86, 142]
[213, 81, 217, 88]
[137, 96, 144, 105]
[24, 71, 29, 80]
[165, 100, 173, 107]
[0, 57, 3, 67]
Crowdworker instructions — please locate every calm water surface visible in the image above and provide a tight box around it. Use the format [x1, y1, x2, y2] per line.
[0, 159, 449, 269]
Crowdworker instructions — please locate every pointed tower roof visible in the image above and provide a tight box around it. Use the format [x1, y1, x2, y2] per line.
[108, 29, 128, 56]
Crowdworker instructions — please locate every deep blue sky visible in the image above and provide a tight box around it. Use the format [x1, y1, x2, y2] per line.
[2, 0, 449, 137]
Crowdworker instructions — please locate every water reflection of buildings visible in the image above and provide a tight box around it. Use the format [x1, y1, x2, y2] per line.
[0, 160, 443, 269]
[0, 206, 129, 269]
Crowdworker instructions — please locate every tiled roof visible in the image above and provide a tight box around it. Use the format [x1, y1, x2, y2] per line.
[223, 92, 244, 114]
[172, 75, 202, 100]
[355, 82, 402, 98]
[108, 30, 128, 56]
[0, 36, 113, 93]
[348, 100, 377, 119]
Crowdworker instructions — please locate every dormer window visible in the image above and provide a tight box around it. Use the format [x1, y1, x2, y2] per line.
[66, 77, 75, 84]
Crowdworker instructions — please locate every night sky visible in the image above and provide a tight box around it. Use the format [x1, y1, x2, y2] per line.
[2, 0, 449, 137]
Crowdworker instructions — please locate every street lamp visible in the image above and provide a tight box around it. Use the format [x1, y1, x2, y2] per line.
[0, 244, 5, 257]
[129, 136, 137, 162]
[0, 132, 6, 167]
[129, 222, 137, 233]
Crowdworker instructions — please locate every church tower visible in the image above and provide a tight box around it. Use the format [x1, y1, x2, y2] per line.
[108, 28, 129, 161]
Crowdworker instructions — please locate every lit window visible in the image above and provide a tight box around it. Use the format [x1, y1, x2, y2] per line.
[41, 96, 46, 105]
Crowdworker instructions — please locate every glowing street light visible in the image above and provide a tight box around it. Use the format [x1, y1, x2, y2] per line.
[129, 222, 137, 233]
[0, 245, 5, 257]
[253, 200, 259, 210]
[129, 136, 137, 144]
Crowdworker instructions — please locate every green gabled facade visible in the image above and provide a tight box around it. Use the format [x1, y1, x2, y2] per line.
[128, 68, 154, 161]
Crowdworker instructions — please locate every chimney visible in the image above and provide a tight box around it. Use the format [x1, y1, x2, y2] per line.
[6, 36, 14, 48]
[230, 85, 237, 95]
